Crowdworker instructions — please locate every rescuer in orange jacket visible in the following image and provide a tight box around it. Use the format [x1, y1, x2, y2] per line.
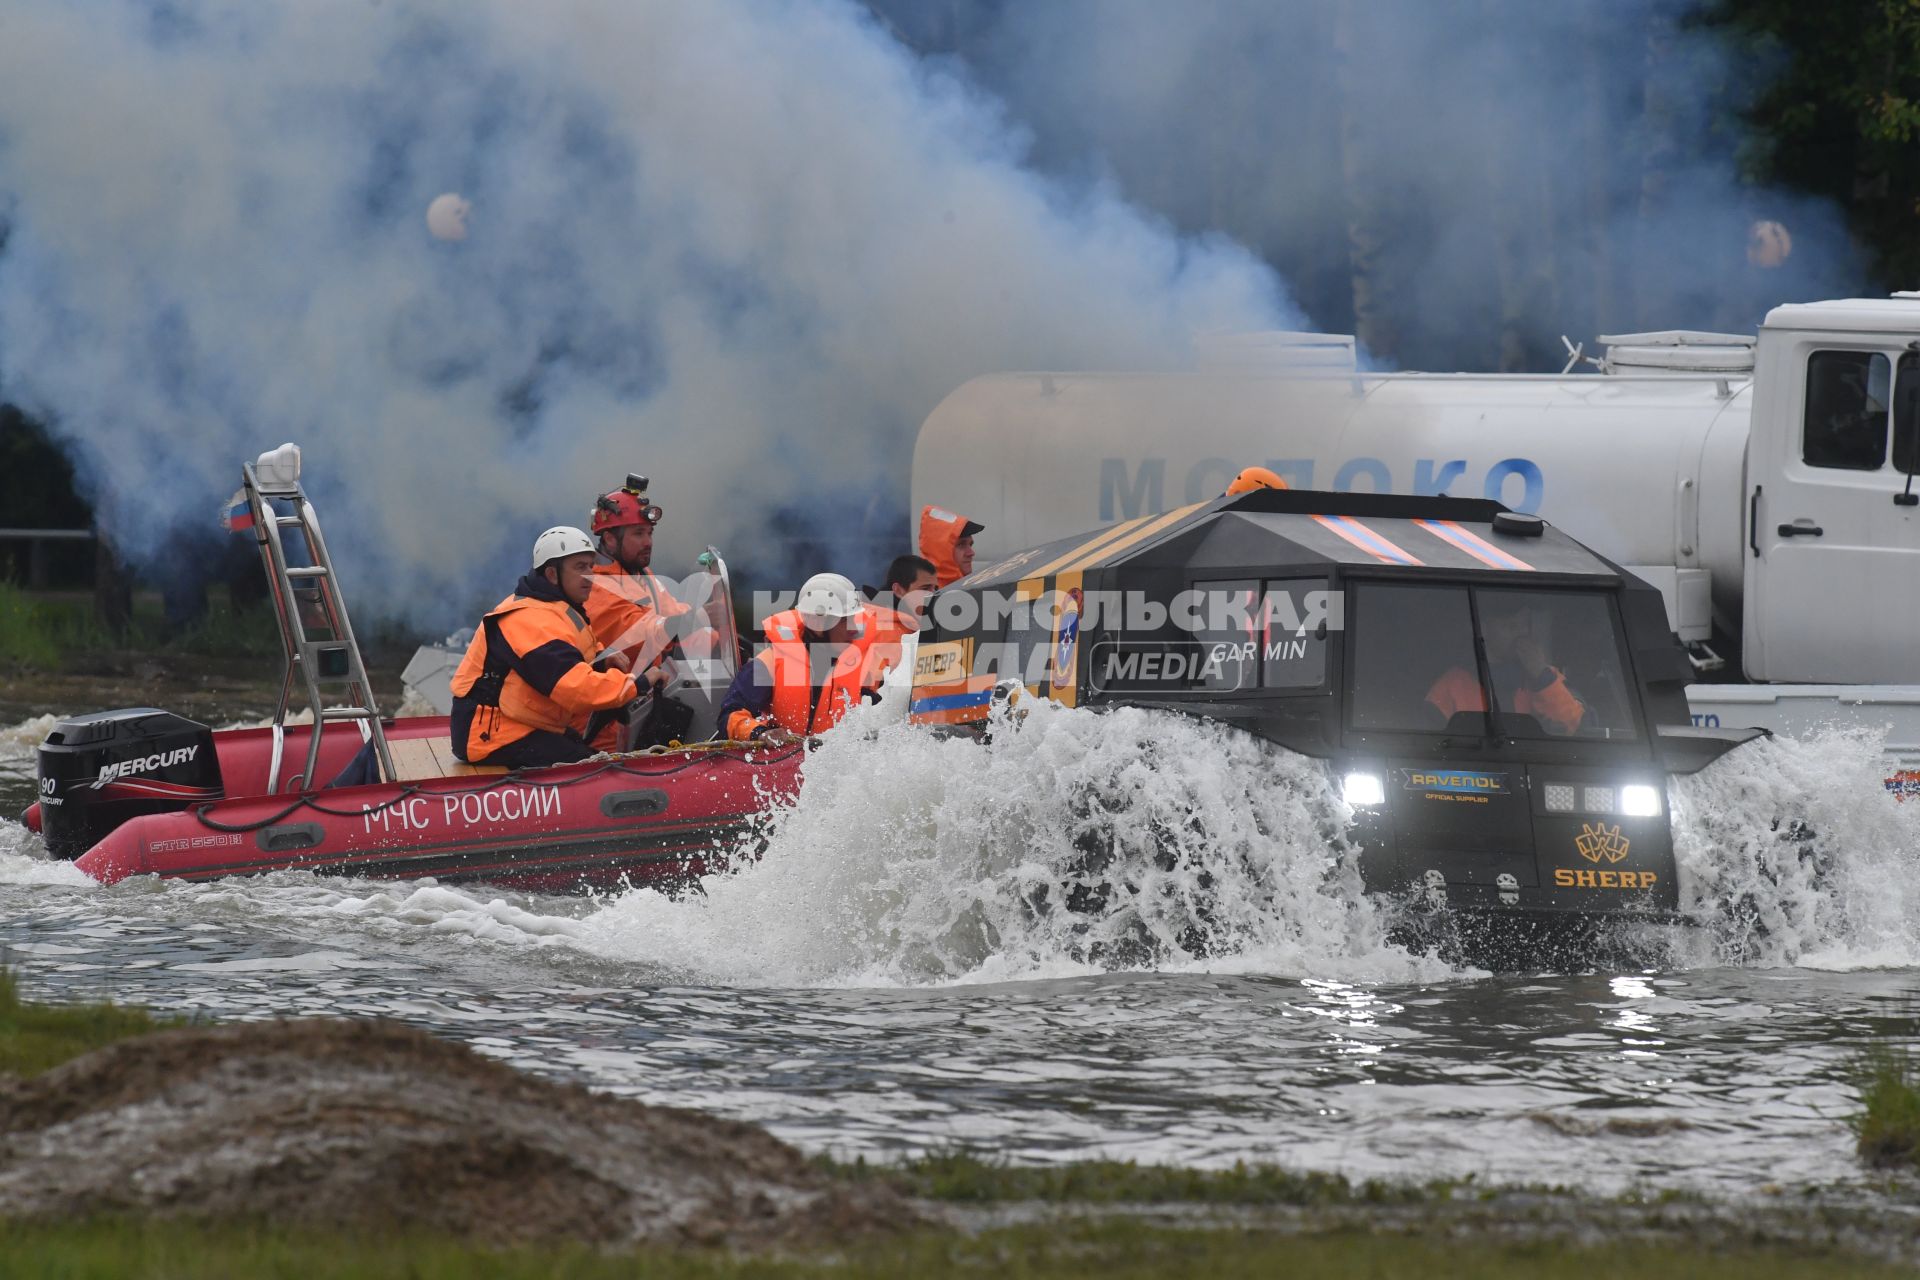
[859, 553, 936, 689]
[919, 505, 983, 588]
[1424, 599, 1586, 735]
[449, 527, 658, 768]
[721, 573, 869, 743]
[584, 475, 696, 671]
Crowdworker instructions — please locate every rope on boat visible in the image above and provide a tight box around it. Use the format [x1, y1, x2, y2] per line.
[187, 738, 805, 834]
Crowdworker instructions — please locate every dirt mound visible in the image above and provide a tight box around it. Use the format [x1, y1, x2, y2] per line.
[0, 1017, 909, 1246]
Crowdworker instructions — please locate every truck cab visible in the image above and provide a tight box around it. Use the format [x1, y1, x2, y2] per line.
[1743, 297, 1920, 683]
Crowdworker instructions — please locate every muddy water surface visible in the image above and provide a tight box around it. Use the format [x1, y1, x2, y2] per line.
[4, 671, 1919, 1204]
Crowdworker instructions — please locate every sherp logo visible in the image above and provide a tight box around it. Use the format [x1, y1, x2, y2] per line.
[1575, 822, 1631, 865]
[94, 745, 200, 788]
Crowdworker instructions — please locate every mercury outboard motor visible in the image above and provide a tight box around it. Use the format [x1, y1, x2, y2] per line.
[37, 709, 222, 860]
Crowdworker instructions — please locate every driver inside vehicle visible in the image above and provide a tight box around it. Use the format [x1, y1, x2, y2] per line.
[1425, 599, 1586, 736]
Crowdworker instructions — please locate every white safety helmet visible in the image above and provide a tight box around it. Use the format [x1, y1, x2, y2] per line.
[532, 525, 595, 569]
[794, 572, 862, 622]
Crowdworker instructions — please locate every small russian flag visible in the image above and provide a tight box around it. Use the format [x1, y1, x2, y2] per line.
[220, 487, 255, 533]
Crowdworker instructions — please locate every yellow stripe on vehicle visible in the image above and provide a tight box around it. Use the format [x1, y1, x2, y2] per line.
[1023, 515, 1153, 582]
[1060, 502, 1208, 575]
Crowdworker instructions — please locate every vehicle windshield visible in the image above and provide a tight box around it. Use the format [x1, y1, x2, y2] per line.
[1348, 583, 1637, 739]
[664, 548, 741, 690]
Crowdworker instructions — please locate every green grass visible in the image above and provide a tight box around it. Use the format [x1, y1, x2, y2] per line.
[831, 1149, 1415, 1206]
[0, 582, 285, 668]
[0, 966, 181, 1077]
[1851, 1037, 1920, 1169]
[0, 1218, 1904, 1280]
[146, 597, 285, 659]
[0, 581, 86, 668]
[831, 1151, 1719, 1211]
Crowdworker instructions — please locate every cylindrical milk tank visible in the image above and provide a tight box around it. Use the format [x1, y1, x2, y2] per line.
[911, 370, 1753, 613]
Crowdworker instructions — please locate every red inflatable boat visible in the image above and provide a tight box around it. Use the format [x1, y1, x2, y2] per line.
[22, 444, 803, 891]
[23, 714, 802, 891]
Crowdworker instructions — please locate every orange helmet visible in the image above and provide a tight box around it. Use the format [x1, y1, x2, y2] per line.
[591, 473, 662, 534]
[1225, 466, 1289, 496]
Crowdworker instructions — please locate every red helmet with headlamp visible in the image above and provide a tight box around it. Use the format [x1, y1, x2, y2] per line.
[590, 473, 662, 534]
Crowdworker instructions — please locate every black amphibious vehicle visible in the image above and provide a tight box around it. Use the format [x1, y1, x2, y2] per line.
[908, 487, 1762, 945]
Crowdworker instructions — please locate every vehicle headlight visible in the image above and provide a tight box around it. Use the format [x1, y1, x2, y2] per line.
[1619, 784, 1661, 817]
[1343, 771, 1386, 807]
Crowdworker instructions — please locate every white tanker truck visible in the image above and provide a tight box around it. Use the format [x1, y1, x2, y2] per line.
[910, 294, 1920, 775]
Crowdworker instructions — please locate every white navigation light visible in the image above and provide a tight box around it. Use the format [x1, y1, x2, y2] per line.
[1343, 771, 1386, 807]
[1620, 784, 1661, 817]
[1543, 783, 1576, 813]
[254, 442, 301, 486]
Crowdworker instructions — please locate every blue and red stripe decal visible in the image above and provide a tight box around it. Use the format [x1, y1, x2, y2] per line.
[909, 676, 996, 727]
[1414, 519, 1535, 571]
[1310, 514, 1424, 566]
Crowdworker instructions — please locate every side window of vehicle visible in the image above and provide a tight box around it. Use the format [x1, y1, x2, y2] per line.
[1803, 350, 1890, 470]
[1259, 577, 1332, 689]
[1892, 352, 1920, 477]
[1190, 578, 1262, 691]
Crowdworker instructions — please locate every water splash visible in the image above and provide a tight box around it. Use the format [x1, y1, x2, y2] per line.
[11, 706, 1920, 982]
[409, 712, 1920, 983]
[0, 819, 87, 887]
[555, 700, 1448, 986]
[0, 713, 59, 766]
[1669, 728, 1920, 970]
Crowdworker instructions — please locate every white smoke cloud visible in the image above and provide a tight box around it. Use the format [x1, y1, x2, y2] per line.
[0, 0, 1297, 625]
[883, 0, 1863, 372]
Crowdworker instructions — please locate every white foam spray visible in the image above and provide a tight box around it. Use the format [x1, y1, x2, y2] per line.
[314, 715, 1920, 984]
[1669, 727, 1920, 969]
[0, 818, 90, 887]
[10, 707, 1920, 982]
[0, 714, 59, 764]
[548, 700, 1449, 986]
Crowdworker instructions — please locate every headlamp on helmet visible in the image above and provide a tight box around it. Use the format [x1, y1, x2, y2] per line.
[591, 473, 662, 534]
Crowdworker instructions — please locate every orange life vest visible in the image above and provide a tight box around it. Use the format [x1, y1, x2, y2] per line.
[1425, 665, 1585, 736]
[450, 586, 636, 762]
[857, 600, 917, 689]
[723, 609, 866, 740]
[584, 562, 691, 669]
